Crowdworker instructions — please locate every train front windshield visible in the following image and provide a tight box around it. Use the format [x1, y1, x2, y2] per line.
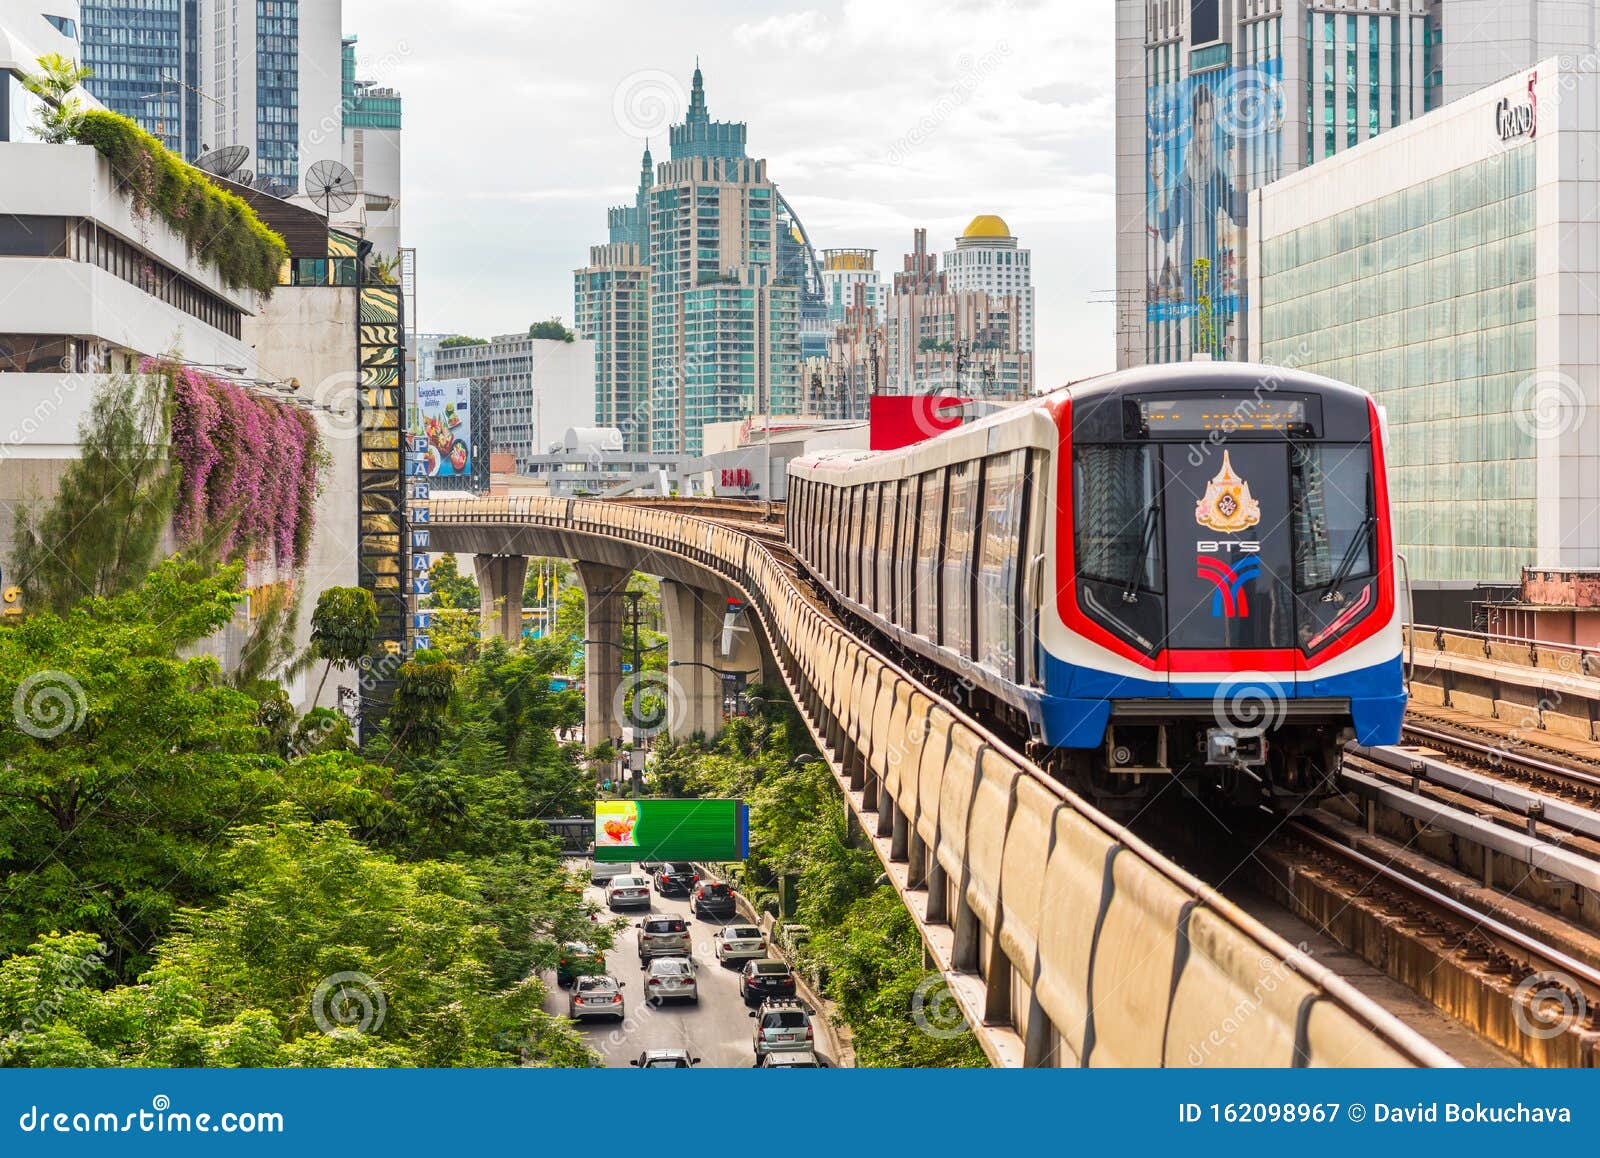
[1072, 390, 1379, 658]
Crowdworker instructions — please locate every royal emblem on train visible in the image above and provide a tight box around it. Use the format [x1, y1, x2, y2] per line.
[1194, 451, 1261, 535]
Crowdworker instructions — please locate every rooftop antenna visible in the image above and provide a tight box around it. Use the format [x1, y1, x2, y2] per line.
[305, 159, 358, 220]
[193, 144, 249, 178]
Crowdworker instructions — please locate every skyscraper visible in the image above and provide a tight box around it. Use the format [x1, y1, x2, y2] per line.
[198, 0, 342, 191]
[575, 241, 651, 452]
[80, 0, 199, 157]
[1115, 0, 1445, 368]
[645, 64, 802, 456]
[941, 215, 1033, 357]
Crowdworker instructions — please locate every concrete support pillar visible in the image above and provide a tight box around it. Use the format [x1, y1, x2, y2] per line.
[473, 554, 528, 646]
[658, 580, 725, 739]
[574, 560, 629, 750]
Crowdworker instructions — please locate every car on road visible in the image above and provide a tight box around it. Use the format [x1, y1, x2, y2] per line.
[652, 862, 697, 896]
[713, 924, 766, 966]
[630, 1049, 700, 1068]
[739, 959, 797, 1004]
[636, 915, 692, 965]
[566, 974, 626, 1021]
[604, 874, 652, 910]
[757, 1049, 827, 1068]
[689, 879, 736, 919]
[750, 999, 815, 1057]
[556, 942, 606, 988]
[643, 957, 699, 1005]
[590, 860, 633, 887]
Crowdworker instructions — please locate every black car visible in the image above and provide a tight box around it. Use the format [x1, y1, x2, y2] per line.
[653, 862, 697, 896]
[691, 879, 736, 919]
[739, 959, 797, 1005]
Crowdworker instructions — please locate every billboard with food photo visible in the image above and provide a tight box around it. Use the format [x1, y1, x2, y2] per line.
[414, 378, 474, 482]
[593, 799, 749, 862]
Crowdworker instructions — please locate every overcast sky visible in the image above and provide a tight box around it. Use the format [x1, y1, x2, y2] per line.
[341, 0, 1117, 389]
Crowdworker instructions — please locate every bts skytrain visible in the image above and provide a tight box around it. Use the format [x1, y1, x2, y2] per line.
[786, 362, 1406, 809]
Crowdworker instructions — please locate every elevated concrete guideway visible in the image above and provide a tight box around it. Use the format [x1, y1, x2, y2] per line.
[429, 496, 1453, 1069]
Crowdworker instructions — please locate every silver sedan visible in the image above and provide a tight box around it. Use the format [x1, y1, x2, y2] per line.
[566, 975, 626, 1021]
[713, 924, 766, 966]
[643, 956, 699, 1005]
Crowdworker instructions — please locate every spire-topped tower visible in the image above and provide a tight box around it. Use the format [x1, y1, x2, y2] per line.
[669, 61, 746, 161]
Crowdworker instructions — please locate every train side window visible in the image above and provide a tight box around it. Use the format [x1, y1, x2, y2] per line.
[942, 460, 980, 660]
[863, 481, 881, 611]
[874, 483, 892, 617]
[915, 470, 945, 640]
[897, 476, 918, 629]
[847, 486, 865, 601]
[977, 451, 1024, 680]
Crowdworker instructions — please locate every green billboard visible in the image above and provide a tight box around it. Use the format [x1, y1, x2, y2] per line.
[593, 799, 750, 863]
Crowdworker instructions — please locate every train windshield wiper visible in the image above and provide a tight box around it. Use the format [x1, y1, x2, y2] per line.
[1321, 512, 1376, 602]
[1121, 501, 1161, 605]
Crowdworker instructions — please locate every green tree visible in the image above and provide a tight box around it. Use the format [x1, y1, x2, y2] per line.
[0, 559, 271, 975]
[437, 336, 487, 349]
[20, 53, 91, 143]
[12, 373, 177, 614]
[0, 820, 598, 1067]
[427, 554, 480, 610]
[308, 586, 379, 704]
[387, 648, 456, 753]
[527, 317, 575, 342]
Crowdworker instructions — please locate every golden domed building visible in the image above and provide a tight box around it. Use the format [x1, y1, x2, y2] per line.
[944, 213, 1034, 357]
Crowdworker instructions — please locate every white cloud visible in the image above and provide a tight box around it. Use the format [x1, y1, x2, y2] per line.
[733, 10, 833, 53]
[340, 0, 1117, 385]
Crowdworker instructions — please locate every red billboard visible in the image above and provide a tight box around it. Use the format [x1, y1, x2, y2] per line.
[869, 394, 969, 451]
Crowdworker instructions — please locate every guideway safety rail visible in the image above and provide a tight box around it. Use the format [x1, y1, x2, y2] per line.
[431, 495, 1453, 1069]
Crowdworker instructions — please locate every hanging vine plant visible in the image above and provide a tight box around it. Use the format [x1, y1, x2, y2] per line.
[163, 363, 327, 569]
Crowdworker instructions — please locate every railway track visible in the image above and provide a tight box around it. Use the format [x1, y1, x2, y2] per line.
[1403, 707, 1600, 788]
[1263, 815, 1600, 1066]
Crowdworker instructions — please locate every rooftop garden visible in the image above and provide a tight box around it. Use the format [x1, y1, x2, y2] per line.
[22, 54, 289, 296]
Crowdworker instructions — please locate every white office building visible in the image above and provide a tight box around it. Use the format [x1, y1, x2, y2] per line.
[433, 334, 598, 473]
[1, 1, 84, 142]
[1249, 58, 1600, 603]
[941, 215, 1034, 356]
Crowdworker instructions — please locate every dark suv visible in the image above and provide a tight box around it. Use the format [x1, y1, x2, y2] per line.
[690, 879, 735, 920]
[653, 862, 697, 896]
[739, 959, 797, 1005]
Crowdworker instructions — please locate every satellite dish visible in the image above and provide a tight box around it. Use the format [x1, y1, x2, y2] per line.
[193, 144, 249, 178]
[305, 159, 358, 217]
[236, 169, 254, 186]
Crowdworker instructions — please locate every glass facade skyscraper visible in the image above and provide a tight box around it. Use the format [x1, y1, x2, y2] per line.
[81, 1, 199, 157]
[1259, 146, 1537, 582]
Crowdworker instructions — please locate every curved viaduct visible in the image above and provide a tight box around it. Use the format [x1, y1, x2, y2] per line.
[430, 496, 1451, 1070]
